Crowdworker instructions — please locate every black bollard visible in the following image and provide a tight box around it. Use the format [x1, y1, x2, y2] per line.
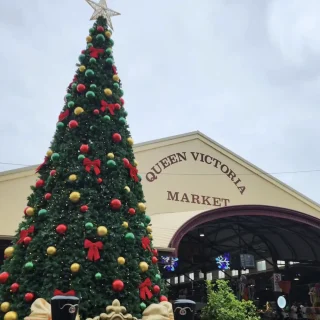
[173, 299, 196, 320]
[51, 296, 80, 320]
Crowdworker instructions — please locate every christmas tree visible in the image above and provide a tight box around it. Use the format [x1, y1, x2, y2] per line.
[0, 1, 167, 319]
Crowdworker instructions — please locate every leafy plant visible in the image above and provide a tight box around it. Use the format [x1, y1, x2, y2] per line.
[201, 280, 260, 320]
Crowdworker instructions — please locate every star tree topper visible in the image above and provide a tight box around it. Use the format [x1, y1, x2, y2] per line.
[86, 0, 120, 30]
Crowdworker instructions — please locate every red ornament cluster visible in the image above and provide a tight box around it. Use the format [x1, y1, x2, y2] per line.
[80, 144, 90, 153]
[112, 133, 122, 143]
[56, 224, 67, 234]
[25, 292, 35, 302]
[77, 84, 86, 93]
[50, 170, 57, 176]
[112, 279, 124, 292]
[35, 179, 45, 188]
[44, 193, 52, 200]
[0, 272, 9, 284]
[11, 283, 19, 292]
[69, 120, 79, 129]
[80, 205, 89, 213]
[110, 199, 122, 211]
[128, 208, 136, 215]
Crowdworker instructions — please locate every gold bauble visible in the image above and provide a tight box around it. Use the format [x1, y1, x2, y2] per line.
[0, 302, 10, 313]
[149, 234, 153, 240]
[46, 150, 53, 157]
[68, 174, 77, 181]
[124, 186, 130, 192]
[104, 88, 112, 96]
[79, 65, 86, 72]
[137, 202, 146, 213]
[97, 226, 108, 236]
[47, 246, 56, 256]
[117, 257, 125, 265]
[139, 262, 149, 272]
[74, 107, 84, 115]
[133, 160, 138, 167]
[122, 222, 129, 228]
[69, 192, 80, 203]
[86, 36, 92, 43]
[146, 226, 152, 233]
[107, 152, 115, 159]
[127, 137, 134, 146]
[70, 263, 80, 273]
[105, 31, 112, 38]
[4, 311, 17, 320]
[25, 207, 35, 216]
[4, 247, 14, 258]
[113, 74, 120, 82]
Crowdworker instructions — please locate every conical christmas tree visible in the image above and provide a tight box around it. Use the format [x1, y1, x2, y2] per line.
[0, 3, 167, 319]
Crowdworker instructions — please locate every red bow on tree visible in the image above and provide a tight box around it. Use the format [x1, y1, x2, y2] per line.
[112, 65, 118, 74]
[35, 156, 49, 173]
[89, 47, 104, 58]
[17, 225, 35, 244]
[100, 100, 120, 115]
[59, 109, 70, 122]
[139, 278, 153, 300]
[53, 289, 76, 296]
[84, 239, 103, 261]
[123, 158, 139, 182]
[83, 158, 101, 175]
[141, 237, 151, 252]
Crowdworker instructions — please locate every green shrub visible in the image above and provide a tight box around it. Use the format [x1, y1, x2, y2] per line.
[201, 280, 260, 320]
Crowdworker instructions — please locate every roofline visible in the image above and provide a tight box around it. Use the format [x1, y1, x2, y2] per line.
[0, 165, 37, 177]
[0, 130, 319, 209]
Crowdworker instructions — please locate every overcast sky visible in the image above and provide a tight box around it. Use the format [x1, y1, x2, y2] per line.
[0, 0, 319, 203]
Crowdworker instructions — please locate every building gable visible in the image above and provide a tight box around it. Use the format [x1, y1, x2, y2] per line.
[0, 131, 320, 238]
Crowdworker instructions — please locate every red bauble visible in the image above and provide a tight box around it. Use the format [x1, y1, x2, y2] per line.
[23, 237, 32, 245]
[112, 133, 122, 143]
[152, 248, 158, 256]
[35, 179, 45, 188]
[10, 283, 19, 292]
[112, 280, 124, 292]
[97, 26, 104, 32]
[81, 50, 86, 54]
[151, 256, 158, 264]
[97, 178, 103, 184]
[114, 103, 121, 110]
[128, 208, 136, 215]
[0, 272, 9, 284]
[119, 98, 125, 105]
[110, 199, 122, 210]
[122, 158, 129, 167]
[153, 285, 160, 294]
[24, 293, 35, 302]
[80, 205, 89, 213]
[93, 109, 100, 115]
[80, 144, 89, 153]
[56, 224, 67, 234]
[160, 296, 168, 302]
[44, 193, 52, 200]
[69, 120, 79, 129]
[77, 84, 86, 93]
[50, 170, 57, 176]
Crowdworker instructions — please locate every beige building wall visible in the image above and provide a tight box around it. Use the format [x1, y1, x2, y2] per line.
[1, 131, 320, 245]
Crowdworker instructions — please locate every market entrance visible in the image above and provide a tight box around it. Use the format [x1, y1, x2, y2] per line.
[163, 205, 320, 311]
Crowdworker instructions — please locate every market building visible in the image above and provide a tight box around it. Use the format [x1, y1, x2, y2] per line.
[1, 131, 320, 308]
